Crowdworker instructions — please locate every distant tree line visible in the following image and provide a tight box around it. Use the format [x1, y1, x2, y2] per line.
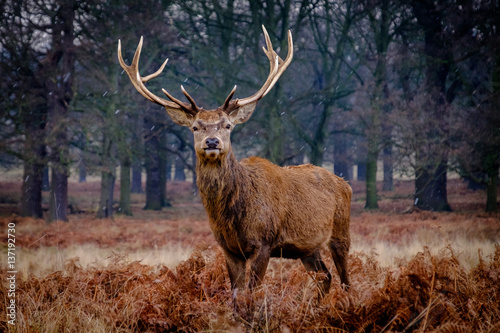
[0, 0, 498, 221]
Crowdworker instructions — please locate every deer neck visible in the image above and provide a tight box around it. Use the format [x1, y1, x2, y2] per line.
[196, 149, 247, 220]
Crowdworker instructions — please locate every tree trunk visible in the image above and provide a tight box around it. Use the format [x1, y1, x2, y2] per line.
[365, 144, 379, 209]
[412, 1, 452, 212]
[119, 159, 132, 215]
[144, 118, 163, 210]
[48, 166, 69, 222]
[265, 104, 285, 165]
[45, 0, 75, 223]
[159, 127, 170, 207]
[415, 161, 451, 211]
[486, 167, 498, 212]
[97, 170, 115, 218]
[334, 135, 352, 181]
[310, 103, 332, 167]
[21, 157, 45, 219]
[42, 167, 50, 191]
[21, 162, 44, 219]
[78, 161, 86, 183]
[47, 109, 70, 222]
[78, 133, 87, 183]
[191, 146, 198, 192]
[145, 149, 162, 210]
[485, 51, 500, 212]
[382, 146, 394, 191]
[97, 129, 117, 218]
[334, 161, 351, 181]
[310, 143, 324, 167]
[364, 0, 390, 209]
[166, 158, 172, 181]
[174, 156, 186, 181]
[131, 161, 143, 193]
[20, 106, 46, 218]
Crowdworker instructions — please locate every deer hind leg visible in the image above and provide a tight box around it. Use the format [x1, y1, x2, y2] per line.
[300, 250, 332, 297]
[328, 238, 350, 290]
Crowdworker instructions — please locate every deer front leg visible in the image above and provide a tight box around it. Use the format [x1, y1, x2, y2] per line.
[248, 248, 271, 290]
[225, 252, 246, 296]
[225, 253, 246, 290]
[225, 252, 247, 314]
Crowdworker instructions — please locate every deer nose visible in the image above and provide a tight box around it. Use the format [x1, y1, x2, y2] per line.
[205, 138, 220, 149]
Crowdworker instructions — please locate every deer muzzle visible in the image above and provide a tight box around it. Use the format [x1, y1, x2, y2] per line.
[205, 137, 220, 150]
[203, 137, 222, 160]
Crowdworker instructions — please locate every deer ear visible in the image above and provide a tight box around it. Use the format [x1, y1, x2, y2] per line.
[165, 107, 194, 127]
[228, 102, 257, 124]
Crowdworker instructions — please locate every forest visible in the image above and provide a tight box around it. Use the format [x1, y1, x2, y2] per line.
[0, 0, 499, 220]
[0, 1, 500, 332]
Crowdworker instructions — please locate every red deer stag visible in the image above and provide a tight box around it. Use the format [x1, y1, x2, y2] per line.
[118, 26, 351, 297]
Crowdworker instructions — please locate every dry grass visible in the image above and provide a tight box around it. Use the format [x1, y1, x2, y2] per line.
[1, 244, 499, 332]
[0, 178, 499, 332]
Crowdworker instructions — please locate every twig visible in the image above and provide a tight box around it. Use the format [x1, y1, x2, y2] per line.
[421, 267, 436, 332]
[27, 233, 48, 248]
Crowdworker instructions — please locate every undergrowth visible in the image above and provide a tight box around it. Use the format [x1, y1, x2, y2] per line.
[1, 179, 498, 332]
[1, 244, 499, 332]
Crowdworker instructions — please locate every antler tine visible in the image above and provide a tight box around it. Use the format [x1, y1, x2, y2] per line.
[263, 30, 293, 96]
[162, 86, 198, 116]
[181, 85, 199, 113]
[234, 26, 294, 108]
[223, 85, 238, 110]
[142, 58, 168, 83]
[118, 38, 154, 104]
[118, 37, 199, 115]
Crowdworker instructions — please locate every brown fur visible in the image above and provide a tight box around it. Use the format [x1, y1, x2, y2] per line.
[194, 126, 352, 295]
[118, 32, 350, 297]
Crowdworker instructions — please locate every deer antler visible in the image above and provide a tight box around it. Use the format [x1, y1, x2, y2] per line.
[117, 37, 199, 116]
[118, 26, 293, 119]
[223, 25, 294, 113]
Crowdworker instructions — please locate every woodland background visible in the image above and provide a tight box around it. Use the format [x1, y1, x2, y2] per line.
[1, 0, 499, 221]
[0, 1, 500, 332]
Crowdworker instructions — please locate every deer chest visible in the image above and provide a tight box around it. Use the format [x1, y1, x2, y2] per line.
[209, 219, 257, 259]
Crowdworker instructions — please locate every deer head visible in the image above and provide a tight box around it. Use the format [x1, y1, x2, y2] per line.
[118, 26, 293, 163]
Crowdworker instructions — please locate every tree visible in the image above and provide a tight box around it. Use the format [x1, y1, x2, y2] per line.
[450, 1, 500, 212]
[131, 115, 144, 194]
[74, 0, 123, 219]
[246, 0, 308, 165]
[20, 104, 47, 218]
[45, 0, 77, 222]
[392, 0, 497, 212]
[353, 0, 408, 208]
[290, 0, 360, 168]
[0, 0, 49, 219]
[143, 110, 169, 210]
[76, 0, 177, 215]
[408, 1, 458, 211]
[172, 0, 308, 166]
[0, 0, 80, 222]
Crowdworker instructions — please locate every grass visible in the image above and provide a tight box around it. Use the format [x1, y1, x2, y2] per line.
[15, 243, 192, 279]
[0, 178, 499, 332]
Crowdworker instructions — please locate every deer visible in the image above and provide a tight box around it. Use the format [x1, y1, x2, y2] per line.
[117, 26, 352, 299]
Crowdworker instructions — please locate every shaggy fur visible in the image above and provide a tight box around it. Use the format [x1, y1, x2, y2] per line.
[118, 30, 351, 296]
[196, 139, 352, 295]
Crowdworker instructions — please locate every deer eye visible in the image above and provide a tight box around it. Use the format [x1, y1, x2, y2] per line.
[225, 124, 231, 129]
[192, 126, 198, 132]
